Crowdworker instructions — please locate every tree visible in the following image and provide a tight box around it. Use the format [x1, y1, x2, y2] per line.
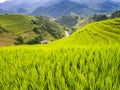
[15, 36, 24, 45]
[32, 16, 65, 39]
[57, 15, 79, 27]
[92, 14, 108, 21]
[111, 10, 120, 18]
[27, 36, 42, 45]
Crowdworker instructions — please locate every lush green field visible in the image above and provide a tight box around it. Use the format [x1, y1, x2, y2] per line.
[53, 18, 120, 45]
[0, 18, 120, 89]
[0, 14, 36, 34]
[0, 45, 120, 90]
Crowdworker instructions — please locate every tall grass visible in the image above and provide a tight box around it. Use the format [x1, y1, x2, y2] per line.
[0, 45, 119, 90]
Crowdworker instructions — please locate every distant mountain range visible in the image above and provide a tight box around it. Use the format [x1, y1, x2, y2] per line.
[32, 0, 120, 17]
[0, 0, 120, 17]
[32, 0, 95, 17]
[0, 0, 61, 14]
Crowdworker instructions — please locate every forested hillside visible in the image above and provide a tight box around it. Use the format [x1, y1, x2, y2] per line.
[0, 14, 65, 46]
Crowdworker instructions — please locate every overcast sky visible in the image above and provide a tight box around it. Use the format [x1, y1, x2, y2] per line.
[0, 0, 8, 3]
[0, 0, 120, 3]
[0, 0, 52, 3]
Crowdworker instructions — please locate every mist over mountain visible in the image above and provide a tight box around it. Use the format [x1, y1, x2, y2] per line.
[0, 0, 61, 13]
[32, 0, 95, 17]
[1, 0, 120, 4]
[1, 0, 120, 8]
[32, 0, 120, 17]
[0, 0, 120, 16]
[71, 0, 120, 3]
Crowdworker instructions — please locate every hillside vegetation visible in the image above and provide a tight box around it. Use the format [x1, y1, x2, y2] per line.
[53, 18, 120, 45]
[0, 14, 36, 34]
[0, 17, 120, 89]
[32, 0, 120, 18]
[57, 15, 79, 27]
[0, 14, 65, 46]
[74, 10, 120, 30]
[0, 45, 119, 90]
[74, 17, 94, 30]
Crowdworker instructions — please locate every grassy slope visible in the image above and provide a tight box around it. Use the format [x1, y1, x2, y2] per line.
[0, 14, 65, 46]
[0, 14, 36, 34]
[51, 18, 120, 45]
[74, 17, 94, 30]
[0, 32, 15, 46]
[0, 14, 37, 46]
[0, 18, 120, 89]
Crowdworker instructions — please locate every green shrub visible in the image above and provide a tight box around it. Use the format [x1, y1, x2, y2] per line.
[15, 36, 24, 45]
[27, 36, 42, 45]
[111, 10, 120, 18]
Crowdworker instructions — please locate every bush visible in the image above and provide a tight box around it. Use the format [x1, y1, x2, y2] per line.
[27, 36, 42, 45]
[32, 16, 65, 39]
[92, 14, 108, 21]
[111, 10, 120, 18]
[33, 28, 40, 34]
[15, 36, 24, 45]
[0, 27, 8, 33]
[57, 15, 79, 27]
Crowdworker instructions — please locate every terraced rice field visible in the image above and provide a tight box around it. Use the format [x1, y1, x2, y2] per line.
[0, 45, 120, 90]
[53, 18, 120, 45]
[0, 18, 120, 90]
[0, 14, 36, 34]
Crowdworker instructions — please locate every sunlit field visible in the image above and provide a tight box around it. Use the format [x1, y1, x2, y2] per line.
[0, 18, 120, 90]
[0, 45, 119, 90]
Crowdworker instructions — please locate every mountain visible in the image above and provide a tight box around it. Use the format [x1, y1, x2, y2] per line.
[71, 0, 120, 4]
[32, 0, 97, 17]
[32, 0, 120, 17]
[0, 9, 14, 14]
[0, 0, 61, 14]
[0, 0, 120, 16]
[97, 1, 120, 13]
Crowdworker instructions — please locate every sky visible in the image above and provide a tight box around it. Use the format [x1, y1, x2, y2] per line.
[0, 0, 53, 4]
[0, 0, 8, 3]
[0, 0, 120, 3]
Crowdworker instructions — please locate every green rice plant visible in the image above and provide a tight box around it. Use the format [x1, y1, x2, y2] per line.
[0, 45, 120, 90]
[0, 17, 120, 90]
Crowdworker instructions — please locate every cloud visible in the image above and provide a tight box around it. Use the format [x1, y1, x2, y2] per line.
[112, 0, 120, 1]
[0, 0, 8, 3]
[1, 0, 120, 4]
